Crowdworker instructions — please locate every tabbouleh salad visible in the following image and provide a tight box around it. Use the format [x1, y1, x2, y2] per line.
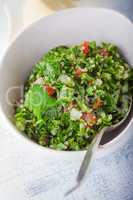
[14, 41, 133, 150]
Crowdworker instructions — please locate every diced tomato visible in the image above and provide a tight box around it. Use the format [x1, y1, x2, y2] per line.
[75, 68, 82, 77]
[99, 48, 110, 57]
[44, 85, 56, 96]
[81, 112, 97, 126]
[85, 124, 92, 129]
[81, 41, 90, 55]
[93, 98, 103, 109]
[75, 68, 87, 77]
[64, 101, 76, 112]
[69, 101, 76, 109]
[88, 79, 94, 85]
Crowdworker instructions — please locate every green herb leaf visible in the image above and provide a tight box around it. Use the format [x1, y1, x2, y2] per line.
[25, 84, 56, 118]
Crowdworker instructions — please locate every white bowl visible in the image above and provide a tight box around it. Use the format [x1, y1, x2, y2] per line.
[0, 7, 133, 155]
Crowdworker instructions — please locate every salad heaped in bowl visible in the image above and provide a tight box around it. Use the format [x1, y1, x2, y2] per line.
[14, 41, 133, 151]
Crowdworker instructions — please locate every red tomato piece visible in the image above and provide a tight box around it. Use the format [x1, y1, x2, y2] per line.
[75, 68, 87, 77]
[85, 124, 92, 129]
[93, 98, 103, 109]
[81, 41, 90, 55]
[81, 112, 97, 126]
[99, 48, 110, 57]
[64, 101, 76, 112]
[88, 79, 94, 85]
[44, 85, 56, 96]
[75, 68, 83, 77]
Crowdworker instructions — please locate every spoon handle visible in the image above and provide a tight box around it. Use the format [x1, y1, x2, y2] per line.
[65, 127, 107, 196]
[77, 127, 107, 183]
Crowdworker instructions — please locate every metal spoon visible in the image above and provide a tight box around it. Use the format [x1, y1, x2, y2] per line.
[65, 96, 133, 196]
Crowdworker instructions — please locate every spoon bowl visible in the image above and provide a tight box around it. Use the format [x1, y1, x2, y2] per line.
[66, 95, 133, 196]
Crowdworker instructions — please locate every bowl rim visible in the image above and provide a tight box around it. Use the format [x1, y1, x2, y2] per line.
[0, 6, 133, 155]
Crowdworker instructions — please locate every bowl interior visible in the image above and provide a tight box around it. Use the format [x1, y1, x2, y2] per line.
[0, 7, 133, 147]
